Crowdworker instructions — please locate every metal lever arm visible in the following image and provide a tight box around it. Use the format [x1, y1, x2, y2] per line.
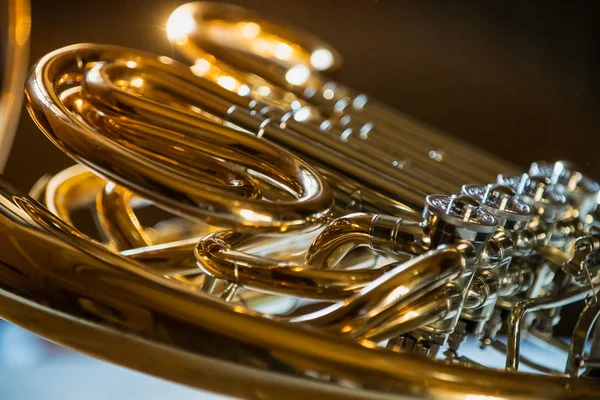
[563, 228, 600, 279]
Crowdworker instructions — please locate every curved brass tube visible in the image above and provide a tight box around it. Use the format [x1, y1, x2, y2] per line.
[97, 182, 153, 250]
[195, 229, 394, 300]
[123, 230, 317, 281]
[352, 284, 463, 342]
[506, 278, 600, 372]
[1, 169, 598, 399]
[25, 44, 334, 231]
[27, 42, 450, 214]
[305, 213, 428, 269]
[293, 247, 465, 339]
[290, 285, 463, 343]
[167, 2, 342, 81]
[86, 58, 434, 208]
[122, 235, 383, 314]
[45, 165, 216, 250]
[566, 299, 600, 376]
[122, 231, 381, 273]
[45, 164, 106, 226]
[191, 233, 468, 341]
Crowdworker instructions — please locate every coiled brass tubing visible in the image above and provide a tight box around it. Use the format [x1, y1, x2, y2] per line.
[27, 45, 334, 232]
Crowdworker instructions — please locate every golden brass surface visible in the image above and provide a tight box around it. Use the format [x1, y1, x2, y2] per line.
[0, 180, 596, 399]
[26, 44, 334, 231]
[0, 1, 598, 399]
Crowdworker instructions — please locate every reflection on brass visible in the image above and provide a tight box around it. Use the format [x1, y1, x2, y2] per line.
[0, 0, 30, 169]
[0, 1, 599, 399]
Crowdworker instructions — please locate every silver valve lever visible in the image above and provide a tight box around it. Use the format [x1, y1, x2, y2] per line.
[563, 228, 600, 281]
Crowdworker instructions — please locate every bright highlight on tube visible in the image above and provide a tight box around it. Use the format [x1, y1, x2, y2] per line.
[237, 85, 251, 96]
[275, 43, 292, 60]
[293, 107, 312, 122]
[166, 7, 196, 41]
[129, 78, 144, 88]
[237, 22, 261, 39]
[310, 48, 334, 70]
[190, 59, 211, 76]
[240, 209, 273, 223]
[285, 65, 311, 86]
[217, 76, 238, 91]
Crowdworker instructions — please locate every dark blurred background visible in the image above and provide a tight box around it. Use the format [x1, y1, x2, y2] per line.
[5, 0, 600, 188]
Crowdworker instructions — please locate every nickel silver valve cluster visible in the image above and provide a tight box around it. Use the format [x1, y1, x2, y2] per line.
[380, 160, 600, 372]
[453, 161, 600, 371]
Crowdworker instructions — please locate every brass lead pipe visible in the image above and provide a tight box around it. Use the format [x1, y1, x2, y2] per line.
[195, 229, 393, 300]
[305, 213, 429, 269]
[293, 247, 465, 338]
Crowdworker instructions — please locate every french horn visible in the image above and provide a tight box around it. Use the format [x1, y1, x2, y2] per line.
[2, 1, 600, 399]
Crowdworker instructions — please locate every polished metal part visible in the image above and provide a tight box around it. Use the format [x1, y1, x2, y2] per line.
[458, 184, 532, 338]
[26, 45, 335, 231]
[506, 277, 600, 372]
[566, 298, 600, 376]
[305, 213, 429, 269]
[462, 184, 534, 231]
[0, 1, 599, 399]
[563, 228, 600, 280]
[195, 228, 393, 300]
[530, 161, 600, 221]
[3, 175, 597, 399]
